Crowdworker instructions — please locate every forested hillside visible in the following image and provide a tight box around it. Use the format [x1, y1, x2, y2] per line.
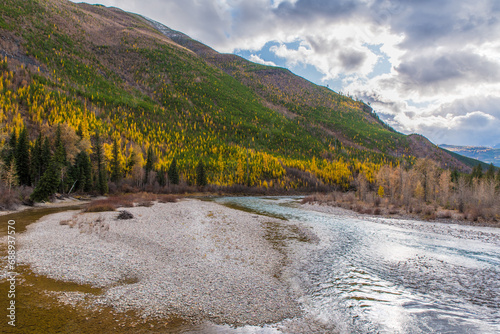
[0, 0, 481, 203]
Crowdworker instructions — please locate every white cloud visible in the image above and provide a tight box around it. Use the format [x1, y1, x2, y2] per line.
[248, 54, 277, 66]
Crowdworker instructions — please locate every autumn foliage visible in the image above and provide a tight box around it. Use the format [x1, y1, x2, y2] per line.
[0, 0, 495, 210]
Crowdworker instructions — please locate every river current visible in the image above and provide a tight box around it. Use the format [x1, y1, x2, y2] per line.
[2, 197, 499, 333]
[214, 196, 500, 334]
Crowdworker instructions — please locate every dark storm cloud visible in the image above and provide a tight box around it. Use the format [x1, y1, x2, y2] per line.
[435, 96, 500, 119]
[379, 0, 500, 48]
[362, 0, 500, 95]
[339, 49, 366, 71]
[395, 51, 500, 93]
[274, 0, 362, 21]
[305, 36, 339, 55]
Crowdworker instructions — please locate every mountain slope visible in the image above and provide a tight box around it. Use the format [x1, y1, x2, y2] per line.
[0, 0, 473, 190]
[145, 17, 476, 172]
[148, 18, 407, 156]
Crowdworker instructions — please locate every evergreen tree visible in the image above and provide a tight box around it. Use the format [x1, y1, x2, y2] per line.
[76, 123, 84, 139]
[53, 125, 69, 192]
[471, 164, 483, 179]
[93, 131, 107, 195]
[157, 166, 167, 187]
[110, 138, 121, 183]
[54, 125, 67, 165]
[496, 168, 500, 189]
[31, 157, 60, 202]
[82, 152, 92, 193]
[485, 163, 496, 180]
[125, 150, 136, 178]
[168, 158, 179, 185]
[74, 151, 92, 192]
[144, 146, 154, 184]
[15, 127, 31, 186]
[30, 133, 43, 186]
[196, 160, 207, 187]
[451, 169, 459, 184]
[4, 130, 16, 167]
[41, 136, 51, 176]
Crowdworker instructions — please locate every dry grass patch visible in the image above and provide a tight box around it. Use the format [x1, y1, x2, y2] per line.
[85, 200, 117, 212]
[85, 193, 181, 212]
[157, 194, 179, 203]
[436, 210, 452, 219]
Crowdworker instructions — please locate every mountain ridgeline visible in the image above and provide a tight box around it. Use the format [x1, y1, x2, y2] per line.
[440, 144, 500, 168]
[0, 0, 478, 195]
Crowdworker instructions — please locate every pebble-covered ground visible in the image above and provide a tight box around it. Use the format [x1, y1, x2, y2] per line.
[17, 199, 306, 326]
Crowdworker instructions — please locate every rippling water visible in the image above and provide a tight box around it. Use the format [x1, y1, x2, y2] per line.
[215, 197, 500, 334]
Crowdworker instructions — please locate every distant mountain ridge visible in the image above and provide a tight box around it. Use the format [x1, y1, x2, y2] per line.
[439, 144, 500, 167]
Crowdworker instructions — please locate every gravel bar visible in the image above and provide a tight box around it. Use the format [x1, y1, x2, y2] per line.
[17, 199, 305, 326]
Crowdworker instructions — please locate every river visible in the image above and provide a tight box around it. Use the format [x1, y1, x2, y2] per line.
[215, 196, 500, 334]
[1, 197, 499, 333]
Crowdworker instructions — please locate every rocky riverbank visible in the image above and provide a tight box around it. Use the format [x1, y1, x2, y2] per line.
[17, 199, 311, 327]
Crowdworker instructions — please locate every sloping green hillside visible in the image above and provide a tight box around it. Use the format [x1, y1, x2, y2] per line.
[0, 0, 471, 193]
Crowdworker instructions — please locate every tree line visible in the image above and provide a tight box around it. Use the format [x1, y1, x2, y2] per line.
[0, 124, 208, 203]
[360, 159, 500, 221]
[2, 122, 499, 223]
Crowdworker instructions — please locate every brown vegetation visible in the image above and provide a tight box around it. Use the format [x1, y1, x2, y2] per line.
[84, 199, 117, 213]
[302, 158, 500, 226]
[84, 192, 181, 212]
[157, 194, 179, 203]
[0, 186, 33, 210]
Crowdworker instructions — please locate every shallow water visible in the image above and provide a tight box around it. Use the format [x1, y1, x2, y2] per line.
[2, 198, 499, 333]
[215, 196, 500, 334]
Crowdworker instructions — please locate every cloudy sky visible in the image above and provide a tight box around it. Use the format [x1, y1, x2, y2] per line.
[75, 0, 500, 147]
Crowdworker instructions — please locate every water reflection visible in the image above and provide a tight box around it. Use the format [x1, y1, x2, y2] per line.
[216, 196, 500, 334]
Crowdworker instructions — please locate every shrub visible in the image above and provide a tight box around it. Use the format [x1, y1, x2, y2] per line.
[137, 200, 153, 207]
[18, 186, 34, 206]
[0, 189, 20, 210]
[436, 210, 452, 219]
[107, 181, 118, 194]
[301, 196, 316, 204]
[119, 183, 139, 193]
[388, 208, 399, 215]
[466, 207, 481, 222]
[424, 206, 434, 216]
[363, 208, 373, 214]
[117, 210, 134, 220]
[85, 200, 116, 212]
[84, 196, 139, 212]
[157, 194, 178, 203]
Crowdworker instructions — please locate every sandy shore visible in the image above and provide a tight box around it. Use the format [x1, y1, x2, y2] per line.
[17, 198, 312, 326]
